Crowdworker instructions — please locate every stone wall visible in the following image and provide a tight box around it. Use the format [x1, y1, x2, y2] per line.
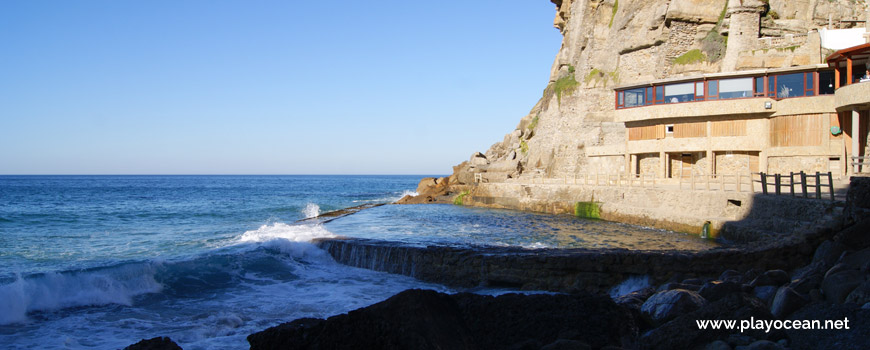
[458, 180, 841, 242]
[315, 234, 823, 294]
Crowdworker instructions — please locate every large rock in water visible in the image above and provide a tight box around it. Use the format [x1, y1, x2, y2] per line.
[124, 337, 182, 350]
[641, 289, 707, 326]
[247, 289, 637, 350]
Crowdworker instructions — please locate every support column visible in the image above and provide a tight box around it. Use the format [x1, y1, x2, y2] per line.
[659, 151, 666, 179]
[707, 121, 714, 176]
[853, 108, 861, 174]
[847, 56, 853, 85]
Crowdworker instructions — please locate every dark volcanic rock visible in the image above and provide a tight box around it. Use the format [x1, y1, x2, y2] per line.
[821, 266, 864, 303]
[641, 294, 779, 350]
[770, 286, 809, 318]
[786, 302, 870, 350]
[124, 337, 182, 350]
[699, 281, 743, 302]
[834, 219, 870, 250]
[248, 289, 637, 350]
[719, 269, 744, 283]
[811, 240, 845, 267]
[656, 282, 701, 292]
[846, 280, 870, 305]
[752, 285, 778, 306]
[739, 339, 783, 350]
[614, 287, 656, 310]
[749, 270, 790, 288]
[641, 289, 707, 326]
[248, 289, 474, 350]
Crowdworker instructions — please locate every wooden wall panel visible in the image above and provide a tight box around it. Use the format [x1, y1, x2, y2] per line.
[770, 114, 824, 147]
[674, 122, 706, 138]
[628, 125, 665, 141]
[712, 120, 747, 137]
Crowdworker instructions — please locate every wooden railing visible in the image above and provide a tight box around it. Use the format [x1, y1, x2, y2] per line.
[852, 156, 869, 173]
[755, 171, 835, 201]
[677, 173, 754, 193]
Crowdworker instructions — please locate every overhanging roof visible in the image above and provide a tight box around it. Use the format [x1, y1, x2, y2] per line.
[826, 42, 870, 65]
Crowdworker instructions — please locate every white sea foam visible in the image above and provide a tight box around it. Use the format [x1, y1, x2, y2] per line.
[401, 190, 418, 198]
[609, 275, 651, 299]
[302, 203, 321, 219]
[0, 263, 163, 325]
[238, 222, 335, 244]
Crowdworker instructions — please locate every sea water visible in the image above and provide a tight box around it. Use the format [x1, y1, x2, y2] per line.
[0, 176, 443, 350]
[0, 175, 716, 349]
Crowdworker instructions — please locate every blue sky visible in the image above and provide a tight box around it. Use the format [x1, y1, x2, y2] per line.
[0, 1, 561, 175]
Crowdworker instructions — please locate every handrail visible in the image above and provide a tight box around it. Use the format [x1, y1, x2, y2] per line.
[755, 171, 835, 201]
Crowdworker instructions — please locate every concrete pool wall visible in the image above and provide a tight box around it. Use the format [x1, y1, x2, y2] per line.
[457, 182, 842, 242]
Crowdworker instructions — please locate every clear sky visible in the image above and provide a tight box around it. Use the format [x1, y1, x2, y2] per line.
[0, 1, 561, 175]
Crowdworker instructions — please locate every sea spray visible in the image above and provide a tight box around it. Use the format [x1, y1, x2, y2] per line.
[0, 263, 163, 325]
[302, 203, 321, 218]
[609, 275, 651, 299]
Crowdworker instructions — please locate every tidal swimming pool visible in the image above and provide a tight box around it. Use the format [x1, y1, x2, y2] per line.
[323, 204, 719, 251]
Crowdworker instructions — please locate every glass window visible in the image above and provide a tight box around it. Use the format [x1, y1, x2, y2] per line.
[695, 82, 704, 97]
[805, 73, 814, 90]
[754, 77, 765, 96]
[768, 76, 776, 97]
[819, 70, 835, 95]
[655, 86, 664, 104]
[707, 80, 719, 99]
[664, 82, 695, 103]
[618, 91, 624, 106]
[775, 73, 805, 98]
[623, 88, 645, 108]
[718, 77, 753, 99]
[645, 87, 653, 105]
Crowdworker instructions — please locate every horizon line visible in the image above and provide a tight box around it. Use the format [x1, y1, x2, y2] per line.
[0, 174, 447, 176]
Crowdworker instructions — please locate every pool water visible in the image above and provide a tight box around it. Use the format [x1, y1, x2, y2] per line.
[324, 204, 719, 251]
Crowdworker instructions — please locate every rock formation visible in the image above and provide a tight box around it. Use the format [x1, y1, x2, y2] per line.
[403, 0, 867, 204]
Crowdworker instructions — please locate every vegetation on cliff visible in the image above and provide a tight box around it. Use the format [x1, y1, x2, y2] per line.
[453, 190, 469, 205]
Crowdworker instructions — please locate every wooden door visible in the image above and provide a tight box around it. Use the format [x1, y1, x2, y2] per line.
[681, 154, 693, 178]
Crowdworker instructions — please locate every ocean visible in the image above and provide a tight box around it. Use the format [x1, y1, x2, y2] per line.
[0, 175, 447, 349]
[0, 175, 716, 349]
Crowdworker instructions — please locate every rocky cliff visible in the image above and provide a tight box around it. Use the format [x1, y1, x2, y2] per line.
[401, 0, 867, 205]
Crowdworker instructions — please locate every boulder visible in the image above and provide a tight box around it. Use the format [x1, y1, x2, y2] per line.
[811, 240, 845, 267]
[641, 289, 707, 326]
[749, 270, 790, 288]
[540, 339, 591, 350]
[614, 287, 656, 310]
[752, 286, 778, 306]
[821, 266, 864, 303]
[834, 219, 870, 250]
[656, 282, 701, 292]
[770, 286, 808, 318]
[787, 302, 870, 350]
[845, 280, 870, 305]
[124, 337, 182, 350]
[699, 281, 743, 302]
[470, 152, 488, 166]
[705, 340, 732, 350]
[249, 289, 637, 350]
[641, 294, 778, 350]
[719, 270, 743, 284]
[843, 177, 870, 223]
[840, 247, 870, 270]
[736, 340, 783, 350]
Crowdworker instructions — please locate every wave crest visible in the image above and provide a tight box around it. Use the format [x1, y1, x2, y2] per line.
[0, 263, 163, 325]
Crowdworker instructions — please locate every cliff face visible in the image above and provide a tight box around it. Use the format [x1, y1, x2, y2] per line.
[424, 0, 865, 194]
[403, 0, 866, 204]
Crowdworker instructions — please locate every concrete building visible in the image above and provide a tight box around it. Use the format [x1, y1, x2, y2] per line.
[609, 5, 870, 180]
